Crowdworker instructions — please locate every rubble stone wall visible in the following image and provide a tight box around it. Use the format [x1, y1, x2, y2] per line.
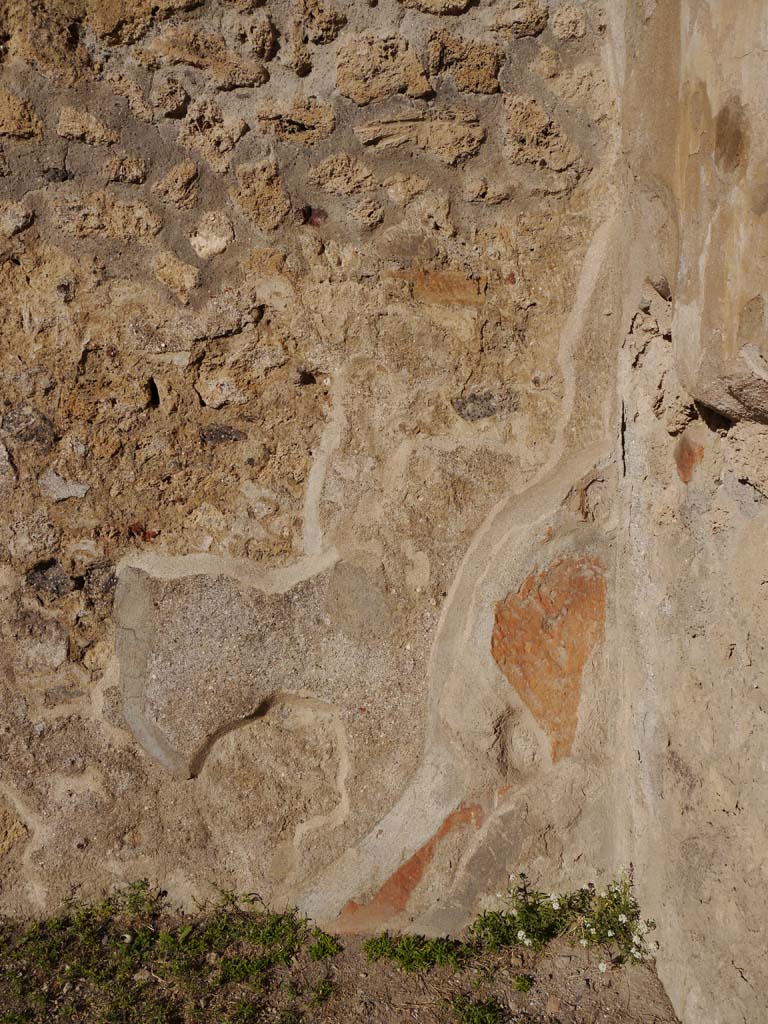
[0, 2, 765, 1022]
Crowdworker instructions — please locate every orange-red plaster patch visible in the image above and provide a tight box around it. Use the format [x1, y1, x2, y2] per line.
[491, 557, 607, 761]
[674, 435, 704, 483]
[335, 803, 485, 932]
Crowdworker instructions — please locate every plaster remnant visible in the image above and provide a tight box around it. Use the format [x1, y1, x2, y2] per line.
[492, 558, 607, 761]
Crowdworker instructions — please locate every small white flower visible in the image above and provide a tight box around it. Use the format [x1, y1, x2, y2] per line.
[638, 921, 649, 935]
[607, 930, 614, 937]
[632, 950, 642, 959]
[550, 898, 560, 910]
[618, 914, 628, 924]
[590, 928, 596, 936]
[632, 934, 642, 945]
[598, 962, 608, 973]
[517, 930, 526, 940]
[524, 938, 532, 947]
[579, 939, 588, 947]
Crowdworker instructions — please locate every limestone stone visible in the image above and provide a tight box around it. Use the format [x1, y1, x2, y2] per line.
[149, 77, 190, 119]
[137, 27, 269, 90]
[189, 211, 234, 260]
[428, 32, 503, 94]
[504, 95, 578, 172]
[336, 34, 431, 106]
[398, 0, 473, 12]
[257, 97, 336, 146]
[493, 1, 549, 40]
[86, 0, 203, 45]
[0, 89, 43, 139]
[53, 191, 162, 240]
[0, 803, 27, 860]
[234, 11, 278, 59]
[177, 100, 248, 172]
[384, 173, 429, 204]
[3, 2, 95, 85]
[56, 108, 118, 145]
[296, 0, 346, 44]
[105, 72, 154, 123]
[310, 153, 375, 197]
[281, 22, 313, 77]
[103, 154, 148, 184]
[551, 4, 587, 40]
[38, 469, 89, 502]
[154, 251, 201, 304]
[355, 109, 485, 164]
[230, 158, 291, 230]
[152, 160, 198, 208]
[531, 44, 560, 79]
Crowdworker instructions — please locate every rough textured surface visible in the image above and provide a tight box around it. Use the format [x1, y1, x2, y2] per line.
[0, 2, 765, 1023]
[492, 557, 607, 761]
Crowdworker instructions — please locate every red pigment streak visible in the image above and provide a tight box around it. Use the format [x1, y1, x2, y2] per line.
[335, 803, 485, 932]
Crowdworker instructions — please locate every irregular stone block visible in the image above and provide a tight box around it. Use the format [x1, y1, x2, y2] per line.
[137, 27, 269, 90]
[231, 158, 291, 230]
[189, 211, 234, 259]
[504, 95, 578, 172]
[336, 33, 430, 105]
[428, 31, 503, 94]
[152, 160, 198, 208]
[56, 108, 119, 146]
[493, 0, 548, 39]
[257, 97, 336, 146]
[177, 100, 248, 172]
[355, 109, 485, 164]
[0, 89, 43, 139]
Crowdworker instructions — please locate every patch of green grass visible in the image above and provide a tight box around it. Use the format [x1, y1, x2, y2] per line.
[307, 928, 342, 961]
[229, 999, 263, 1023]
[0, 883, 317, 1023]
[451, 995, 507, 1023]
[0, 873, 656, 1022]
[309, 975, 334, 1005]
[362, 932, 468, 972]
[218, 953, 269, 986]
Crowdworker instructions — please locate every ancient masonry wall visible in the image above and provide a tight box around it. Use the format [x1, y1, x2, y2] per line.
[0, 2, 766, 1023]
